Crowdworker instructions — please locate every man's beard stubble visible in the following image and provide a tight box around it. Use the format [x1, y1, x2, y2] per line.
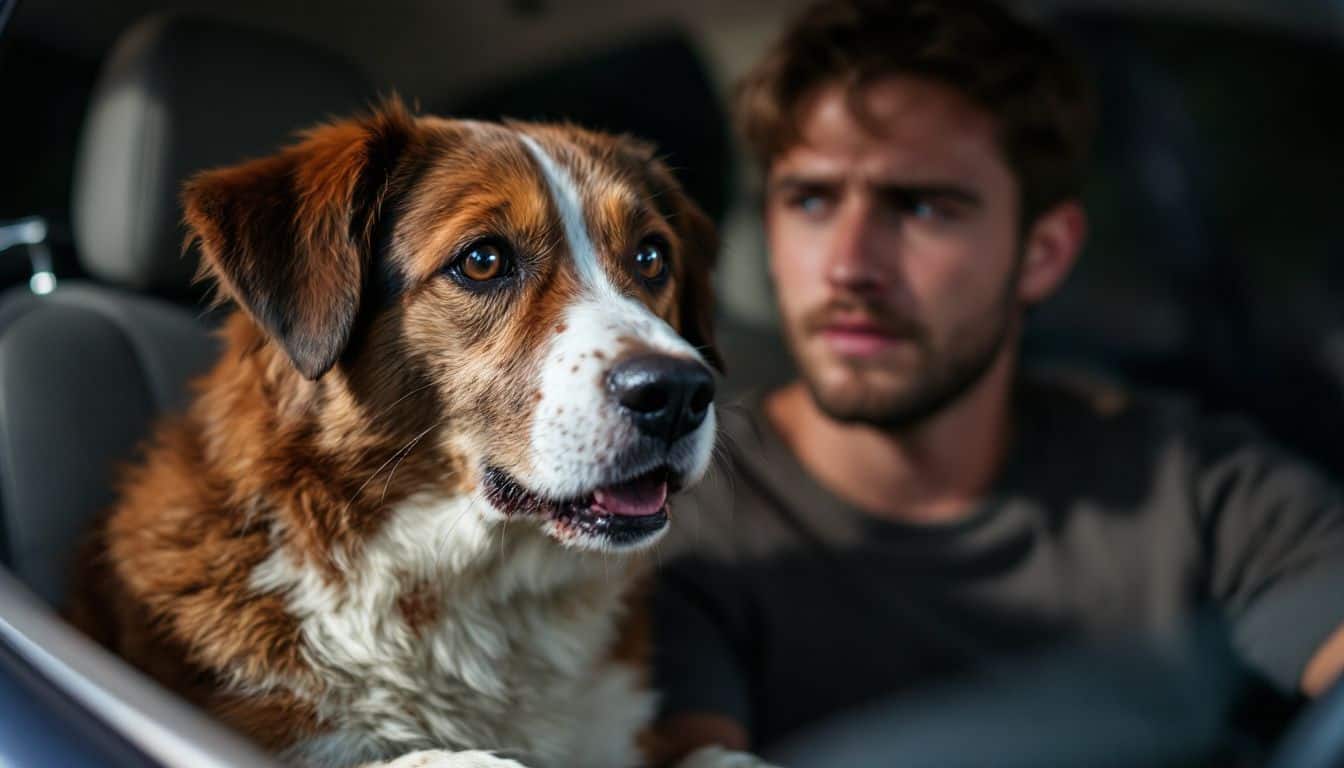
[788, 288, 1017, 432]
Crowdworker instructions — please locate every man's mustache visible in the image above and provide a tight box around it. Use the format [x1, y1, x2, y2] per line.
[800, 300, 927, 343]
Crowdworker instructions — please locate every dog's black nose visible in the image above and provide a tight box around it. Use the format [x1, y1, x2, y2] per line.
[608, 354, 715, 444]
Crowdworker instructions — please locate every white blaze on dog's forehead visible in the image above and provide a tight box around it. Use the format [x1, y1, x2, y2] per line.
[517, 132, 614, 297]
[515, 129, 708, 364]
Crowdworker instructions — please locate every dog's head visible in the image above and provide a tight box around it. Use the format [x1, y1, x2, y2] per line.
[183, 99, 720, 552]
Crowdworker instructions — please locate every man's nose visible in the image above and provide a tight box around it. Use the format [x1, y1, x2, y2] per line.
[607, 354, 715, 444]
[825, 200, 887, 295]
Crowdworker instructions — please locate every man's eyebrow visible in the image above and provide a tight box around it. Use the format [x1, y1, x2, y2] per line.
[874, 183, 983, 207]
[768, 174, 841, 190]
[768, 175, 983, 207]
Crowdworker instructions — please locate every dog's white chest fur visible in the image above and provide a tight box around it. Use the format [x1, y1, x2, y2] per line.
[248, 494, 654, 768]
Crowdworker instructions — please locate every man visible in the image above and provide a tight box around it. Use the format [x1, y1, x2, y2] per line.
[651, 0, 1344, 761]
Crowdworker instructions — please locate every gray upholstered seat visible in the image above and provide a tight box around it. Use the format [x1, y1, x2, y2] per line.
[0, 12, 369, 605]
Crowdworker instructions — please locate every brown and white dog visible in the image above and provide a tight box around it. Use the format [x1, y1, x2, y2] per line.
[67, 100, 761, 768]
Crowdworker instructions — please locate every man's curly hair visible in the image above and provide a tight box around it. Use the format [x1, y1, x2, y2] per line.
[736, 0, 1096, 226]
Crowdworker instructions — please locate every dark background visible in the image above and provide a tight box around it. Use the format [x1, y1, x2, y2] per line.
[3, 0, 1344, 474]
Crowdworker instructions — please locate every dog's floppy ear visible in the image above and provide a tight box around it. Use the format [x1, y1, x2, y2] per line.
[671, 192, 724, 373]
[183, 100, 414, 380]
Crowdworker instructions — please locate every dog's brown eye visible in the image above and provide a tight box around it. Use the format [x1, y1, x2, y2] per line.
[461, 244, 505, 282]
[447, 239, 517, 293]
[633, 238, 668, 284]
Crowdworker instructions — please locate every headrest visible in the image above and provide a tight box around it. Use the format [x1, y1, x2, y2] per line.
[1025, 11, 1211, 371]
[452, 29, 733, 226]
[72, 13, 369, 300]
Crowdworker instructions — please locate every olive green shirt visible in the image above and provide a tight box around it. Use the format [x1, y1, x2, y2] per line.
[652, 375, 1344, 747]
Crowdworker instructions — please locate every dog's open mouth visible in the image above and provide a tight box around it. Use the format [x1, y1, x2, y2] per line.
[482, 466, 677, 546]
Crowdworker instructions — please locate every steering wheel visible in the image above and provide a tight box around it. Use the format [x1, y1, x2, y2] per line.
[763, 623, 1333, 767]
[1267, 673, 1344, 768]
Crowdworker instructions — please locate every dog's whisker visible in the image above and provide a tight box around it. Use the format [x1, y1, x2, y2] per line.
[368, 380, 437, 426]
[650, 535, 665, 570]
[438, 494, 485, 562]
[334, 382, 441, 485]
[378, 421, 442, 506]
[344, 419, 442, 517]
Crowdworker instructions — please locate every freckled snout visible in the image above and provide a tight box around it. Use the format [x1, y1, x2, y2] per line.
[607, 354, 715, 445]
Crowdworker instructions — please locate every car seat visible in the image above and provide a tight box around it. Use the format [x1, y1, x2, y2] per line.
[0, 12, 369, 605]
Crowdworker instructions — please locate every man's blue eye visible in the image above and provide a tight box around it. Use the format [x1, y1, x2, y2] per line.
[798, 195, 827, 214]
[899, 195, 957, 222]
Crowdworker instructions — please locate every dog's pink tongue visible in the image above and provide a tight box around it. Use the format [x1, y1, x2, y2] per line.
[593, 476, 668, 517]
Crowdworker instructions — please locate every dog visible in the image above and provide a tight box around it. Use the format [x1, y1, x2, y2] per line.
[67, 99, 765, 768]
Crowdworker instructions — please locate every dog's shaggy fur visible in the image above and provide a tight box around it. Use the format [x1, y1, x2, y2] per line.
[66, 100, 739, 768]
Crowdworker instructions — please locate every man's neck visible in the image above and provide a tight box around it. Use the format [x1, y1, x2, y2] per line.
[765, 345, 1018, 524]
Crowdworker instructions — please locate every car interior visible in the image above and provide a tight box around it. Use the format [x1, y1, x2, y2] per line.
[1, 0, 1343, 765]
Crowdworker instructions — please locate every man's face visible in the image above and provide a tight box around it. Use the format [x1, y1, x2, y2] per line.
[766, 76, 1025, 428]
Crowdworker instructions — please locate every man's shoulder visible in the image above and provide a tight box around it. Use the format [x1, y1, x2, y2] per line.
[1025, 368, 1238, 447]
[1020, 368, 1333, 503]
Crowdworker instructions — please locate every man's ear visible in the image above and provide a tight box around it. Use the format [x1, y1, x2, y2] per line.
[183, 99, 414, 380]
[1018, 199, 1087, 306]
